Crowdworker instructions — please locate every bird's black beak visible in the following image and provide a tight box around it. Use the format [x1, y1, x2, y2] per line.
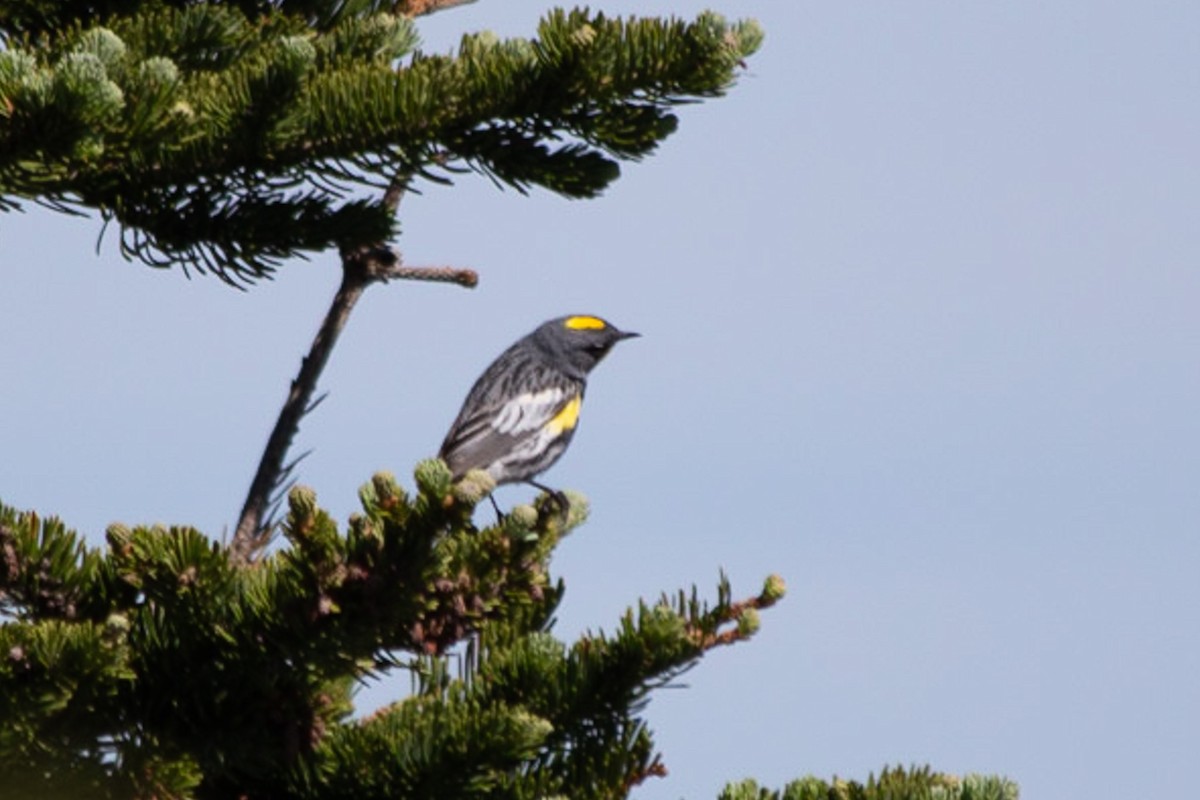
[617, 330, 640, 341]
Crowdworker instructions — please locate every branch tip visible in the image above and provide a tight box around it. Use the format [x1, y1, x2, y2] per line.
[383, 265, 478, 288]
[396, 0, 478, 18]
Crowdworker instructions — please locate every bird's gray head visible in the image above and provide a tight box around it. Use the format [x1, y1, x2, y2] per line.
[531, 315, 639, 377]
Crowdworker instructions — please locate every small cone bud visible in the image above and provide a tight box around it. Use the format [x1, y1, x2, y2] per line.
[761, 574, 787, 603]
[736, 608, 761, 638]
[414, 458, 453, 496]
[452, 469, 496, 505]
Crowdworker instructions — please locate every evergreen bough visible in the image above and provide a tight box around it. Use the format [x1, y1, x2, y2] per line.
[1, 472, 782, 798]
[0, 0, 763, 283]
[719, 768, 1020, 800]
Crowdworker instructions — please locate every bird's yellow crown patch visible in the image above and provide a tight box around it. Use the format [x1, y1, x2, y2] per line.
[564, 315, 607, 330]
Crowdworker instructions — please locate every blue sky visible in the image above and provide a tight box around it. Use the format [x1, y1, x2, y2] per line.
[3, 1, 1199, 797]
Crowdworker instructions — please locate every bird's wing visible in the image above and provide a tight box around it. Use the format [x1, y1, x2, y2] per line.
[439, 383, 582, 478]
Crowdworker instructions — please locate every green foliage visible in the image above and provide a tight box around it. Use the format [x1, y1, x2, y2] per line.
[719, 767, 1020, 800]
[0, 2, 762, 283]
[0, 466, 783, 799]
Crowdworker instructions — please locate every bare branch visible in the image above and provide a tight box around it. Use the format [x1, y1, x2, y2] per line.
[382, 175, 408, 213]
[230, 245, 477, 563]
[380, 264, 479, 287]
[395, 0, 478, 18]
[230, 267, 371, 562]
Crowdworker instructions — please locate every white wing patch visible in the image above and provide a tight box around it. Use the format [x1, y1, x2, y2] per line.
[492, 387, 567, 435]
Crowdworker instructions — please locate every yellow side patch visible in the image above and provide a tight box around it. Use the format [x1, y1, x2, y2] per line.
[546, 396, 582, 434]
[564, 315, 607, 330]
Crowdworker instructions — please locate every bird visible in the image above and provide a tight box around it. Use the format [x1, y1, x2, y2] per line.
[438, 314, 638, 510]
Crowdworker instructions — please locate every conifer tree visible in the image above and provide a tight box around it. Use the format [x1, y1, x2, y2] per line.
[1, 2, 1015, 798]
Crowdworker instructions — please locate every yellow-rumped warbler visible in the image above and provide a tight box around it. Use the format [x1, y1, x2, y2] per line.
[439, 315, 638, 499]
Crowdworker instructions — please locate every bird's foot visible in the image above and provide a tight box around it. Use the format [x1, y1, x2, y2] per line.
[527, 480, 570, 524]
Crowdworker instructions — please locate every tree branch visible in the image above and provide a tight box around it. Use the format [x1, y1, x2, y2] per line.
[395, 0, 478, 18]
[382, 264, 478, 287]
[230, 246, 476, 563]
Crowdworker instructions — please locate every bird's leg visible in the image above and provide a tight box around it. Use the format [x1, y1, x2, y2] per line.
[488, 492, 505, 524]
